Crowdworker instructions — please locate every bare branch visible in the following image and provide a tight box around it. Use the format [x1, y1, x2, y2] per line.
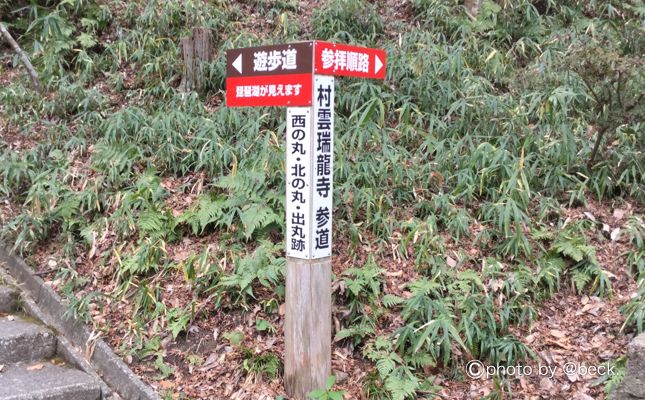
[588, 126, 606, 170]
[0, 22, 42, 92]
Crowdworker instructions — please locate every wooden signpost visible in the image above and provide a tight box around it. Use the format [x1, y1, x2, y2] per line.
[226, 40, 386, 398]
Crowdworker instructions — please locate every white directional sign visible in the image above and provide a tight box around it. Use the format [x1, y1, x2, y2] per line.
[311, 76, 334, 259]
[286, 108, 312, 259]
[285, 77, 335, 259]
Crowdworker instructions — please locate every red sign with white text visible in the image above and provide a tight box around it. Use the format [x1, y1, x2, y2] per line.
[313, 41, 386, 80]
[225, 41, 386, 107]
[226, 74, 313, 107]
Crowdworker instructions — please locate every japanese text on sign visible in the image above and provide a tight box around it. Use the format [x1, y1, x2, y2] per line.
[253, 49, 299, 72]
[313, 41, 386, 79]
[286, 108, 312, 258]
[235, 84, 303, 98]
[311, 76, 334, 258]
[226, 74, 312, 107]
[320, 49, 369, 73]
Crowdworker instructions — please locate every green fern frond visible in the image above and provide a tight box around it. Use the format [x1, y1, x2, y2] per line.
[375, 354, 397, 378]
[384, 367, 419, 400]
[382, 294, 405, 308]
[138, 209, 165, 233]
[217, 170, 266, 197]
[239, 203, 280, 239]
[552, 235, 588, 262]
[570, 268, 591, 293]
[197, 197, 225, 232]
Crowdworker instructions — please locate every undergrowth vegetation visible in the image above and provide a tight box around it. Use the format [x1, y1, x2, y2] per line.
[1, 0, 644, 399]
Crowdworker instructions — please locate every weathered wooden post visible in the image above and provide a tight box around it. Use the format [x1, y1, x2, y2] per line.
[225, 41, 386, 398]
[181, 27, 213, 93]
[283, 75, 335, 395]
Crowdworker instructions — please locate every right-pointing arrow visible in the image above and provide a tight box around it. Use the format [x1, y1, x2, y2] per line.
[232, 54, 243, 74]
[374, 55, 383, 74]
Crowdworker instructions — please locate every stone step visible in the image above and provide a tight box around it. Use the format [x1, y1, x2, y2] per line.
[0, 361, 101, 400]
[0, 287, 17, 313]
[0, 315, 56, 364]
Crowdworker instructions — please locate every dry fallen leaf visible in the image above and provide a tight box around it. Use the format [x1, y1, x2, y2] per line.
[539, 350, 555, 364]
[573, 391, 594, 400]
[613, 208, 626, 220]
[199, 353, 220, 372]
[550, 329, 566, 339]
[26, 363, 44, 371]
[539, 377, 553, 391]
[563, 217, 572, 228]
[547, 338, 571, 350]
[566, 371, 578, 383]
[159, 380, 174, 390]
[584, 303, 603, 317]
[491, 279, 504, 292]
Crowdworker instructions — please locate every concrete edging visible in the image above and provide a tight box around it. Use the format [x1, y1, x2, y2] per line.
[0, 245, 160, 400]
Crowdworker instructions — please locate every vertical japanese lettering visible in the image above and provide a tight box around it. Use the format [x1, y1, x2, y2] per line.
[286, 108, 311, 258]
[311, 76, 335, 258]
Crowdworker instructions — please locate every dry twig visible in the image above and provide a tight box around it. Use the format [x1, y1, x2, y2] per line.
[0, 22, 42, 92]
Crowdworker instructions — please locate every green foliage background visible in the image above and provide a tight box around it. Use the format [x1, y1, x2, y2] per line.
[0, 0, 644, 398]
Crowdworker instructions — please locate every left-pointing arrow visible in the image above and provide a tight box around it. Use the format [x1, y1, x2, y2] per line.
[232, 54, 243, 74]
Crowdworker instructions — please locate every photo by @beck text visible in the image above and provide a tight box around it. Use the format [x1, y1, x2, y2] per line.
[466, 360, 616, 380]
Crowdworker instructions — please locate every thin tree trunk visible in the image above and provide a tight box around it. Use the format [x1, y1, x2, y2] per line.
[587, 126, 606, 170]
[0, 22, 41, 92]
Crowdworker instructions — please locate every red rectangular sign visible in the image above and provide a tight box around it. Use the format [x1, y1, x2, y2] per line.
[314, 41, 386, 79]
[226, 74, 313, 107]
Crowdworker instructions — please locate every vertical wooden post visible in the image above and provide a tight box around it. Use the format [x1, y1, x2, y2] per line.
[284, 76, 335, 398]
[285, 257, 332, 398]
[192, 27, 213, 92]
[180, 37, 195, 92]
[222, 41, 385, 398]
[180, 27, 212, 93]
